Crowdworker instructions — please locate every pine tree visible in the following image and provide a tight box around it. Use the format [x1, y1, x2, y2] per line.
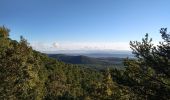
[0, 26, 45, 99]
[0, 26, 9, 38]
[124, 28, 170, 99]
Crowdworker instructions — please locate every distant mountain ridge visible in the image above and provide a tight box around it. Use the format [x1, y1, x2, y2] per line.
[48, 54, 99, 64]
[82, 53, 133, 58]
[48, 54, 125, 69]
[44, 50, 133, 58]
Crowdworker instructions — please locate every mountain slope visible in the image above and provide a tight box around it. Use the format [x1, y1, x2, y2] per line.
[48, 54, 100, 64]
[48, 54, 124, 64]
[48, 54, 125, 69]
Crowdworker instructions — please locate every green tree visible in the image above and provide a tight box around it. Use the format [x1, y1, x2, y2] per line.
[124, 28, 170, 99]
[0, 26, 9, 38]
[0, 26, 46, 99]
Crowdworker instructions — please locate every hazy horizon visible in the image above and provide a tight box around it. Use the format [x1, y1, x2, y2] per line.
[1, 0, 170, 52]
[42, 49, 132, 54]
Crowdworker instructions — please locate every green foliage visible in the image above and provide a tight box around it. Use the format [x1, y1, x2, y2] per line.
[0, 34, 46, 99]
[1, 26, 170, 100]
[124, 28, 170, 99]
[49, 54, 125, 70]
[0, 26, 9, 38]
[0, 26, 104, 99]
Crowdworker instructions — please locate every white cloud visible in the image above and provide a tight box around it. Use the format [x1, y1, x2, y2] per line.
[53, 42, 60, 48]
[30, 41, 130, 52]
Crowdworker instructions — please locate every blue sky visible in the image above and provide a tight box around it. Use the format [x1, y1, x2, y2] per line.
[1, 0, 170, 52]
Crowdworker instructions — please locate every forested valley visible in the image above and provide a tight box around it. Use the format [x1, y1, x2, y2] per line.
[0, 26, 170, 100]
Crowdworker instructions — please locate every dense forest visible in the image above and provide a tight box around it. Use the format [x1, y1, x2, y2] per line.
[48, 54, 124, 70]
[0, 26, 170, 100]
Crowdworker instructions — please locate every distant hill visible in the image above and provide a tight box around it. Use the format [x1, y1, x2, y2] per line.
[83, 53, 134, 58]
[48, 54, 125, 69]
[48, 54, 99, 64]
[45, 50, 134, 58]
